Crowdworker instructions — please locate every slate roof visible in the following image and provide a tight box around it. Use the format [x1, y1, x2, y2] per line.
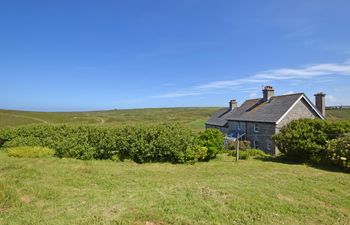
[206, 93, 321, 125]
[206, 108, 230, 126]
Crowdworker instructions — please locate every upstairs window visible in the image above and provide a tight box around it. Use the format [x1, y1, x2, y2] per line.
[254, 123, 259, 133]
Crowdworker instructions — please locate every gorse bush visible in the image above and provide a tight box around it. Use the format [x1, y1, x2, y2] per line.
[273, 119, 350, 170]
[197, 129, 224, 161]
[273, 119, 350, 161]
[0, 124, 224, 163]
[326, 135, 350, 170]
[7, 146, 55, 158]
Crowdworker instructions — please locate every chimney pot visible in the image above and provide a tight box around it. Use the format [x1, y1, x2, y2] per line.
[263, 86, 275, 102]
[229, 99, 237, 111]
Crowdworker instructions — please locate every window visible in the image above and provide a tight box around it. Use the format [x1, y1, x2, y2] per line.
[254, 140, 259, 149]
[267, 143, 272, 151]
[254, 123, 259, 133]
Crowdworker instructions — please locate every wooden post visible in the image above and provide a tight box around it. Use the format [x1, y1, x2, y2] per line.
[236, 133, 239, 161]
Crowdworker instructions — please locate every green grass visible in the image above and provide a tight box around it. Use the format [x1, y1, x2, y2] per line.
[0, 152, 349, 224]
[0, 108, 220, 132]
[6, 147, 55, 158]
[1, 108, 349, 132]
[326, 109, 350, 121]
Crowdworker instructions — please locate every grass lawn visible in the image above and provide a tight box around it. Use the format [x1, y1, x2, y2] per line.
[0, 152, 349, 225]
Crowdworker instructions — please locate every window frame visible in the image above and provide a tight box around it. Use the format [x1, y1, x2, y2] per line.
[253, 123, 259, 133]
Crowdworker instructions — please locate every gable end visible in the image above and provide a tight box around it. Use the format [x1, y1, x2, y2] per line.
[276, 95, 325, 125]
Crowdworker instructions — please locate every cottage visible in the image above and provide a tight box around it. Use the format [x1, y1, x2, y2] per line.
[206, 86, 325, 155]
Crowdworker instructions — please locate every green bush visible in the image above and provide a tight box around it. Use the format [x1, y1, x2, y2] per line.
[230, 149, 269, 160]
[7, 146, 55, 158]
[273, 119, 350, 162]
[226, 140, 251, 151]
[326, 135, 350, 170]
[197, 129, 224, 161]
[0, 124, 223, 163]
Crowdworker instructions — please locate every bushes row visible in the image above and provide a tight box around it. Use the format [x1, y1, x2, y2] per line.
[273, 119, 350, 170]
[0, 124, 224, 163]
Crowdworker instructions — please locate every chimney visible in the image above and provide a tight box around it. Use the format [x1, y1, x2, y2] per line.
[229, 99, 237, 111]
[314, 92, 326, 117]
[263, 86, 274, 102]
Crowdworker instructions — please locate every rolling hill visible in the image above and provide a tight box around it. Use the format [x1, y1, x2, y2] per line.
[0, 108, 220, 131]
[1, 108, 349, 131]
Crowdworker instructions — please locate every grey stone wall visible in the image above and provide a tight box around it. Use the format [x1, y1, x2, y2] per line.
[226, 121, 276, 154]
[227, 121, 246, 132]
[205, 124, 228, 133]
[276, 98, 319, 131]
[246, 122, 276, 154]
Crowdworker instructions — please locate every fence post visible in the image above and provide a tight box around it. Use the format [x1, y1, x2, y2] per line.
[236, 133, 239, 161]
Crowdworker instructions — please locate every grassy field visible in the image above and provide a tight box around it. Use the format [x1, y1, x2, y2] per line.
[0, 108, 220, 131]
[0, 152, 349, 225]
[1, 108, 349, 132]
[326, 109, 350, 121]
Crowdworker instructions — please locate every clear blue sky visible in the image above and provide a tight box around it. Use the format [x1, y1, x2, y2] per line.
[1, 0, 350, 111]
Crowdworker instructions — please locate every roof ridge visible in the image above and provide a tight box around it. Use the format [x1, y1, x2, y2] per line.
[273, 92, 304, 97]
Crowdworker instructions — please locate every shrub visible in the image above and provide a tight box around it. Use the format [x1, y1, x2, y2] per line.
[273, 119, 350, 162]
[230, 149, 269, 160]
[197, 129, 224, 161]
[0, 124, 223, 163]
[326, 135, 350, 170]
[226, 140, 251, 151]
[7, 146, 55, 158]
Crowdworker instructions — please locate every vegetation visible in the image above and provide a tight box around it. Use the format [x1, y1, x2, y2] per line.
[230, 149, 269, 160]
[226, 140, 251, 151]
[6, 146, 55, 158]
[0, 108, 220, 132]
[0, 152, 349, 224]
[327, 109, 350, 121]
[273, 119, 350, 169]
[0, 124, 223, 163]
[326, 135, 350, 170]
[197, 129, 225, 161]
[1, 108, 349, 131]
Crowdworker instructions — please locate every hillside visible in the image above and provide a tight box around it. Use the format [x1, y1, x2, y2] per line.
[0, 108, 220, 131]
[1, 108, 350, 131]
[326, 109, 350, 121]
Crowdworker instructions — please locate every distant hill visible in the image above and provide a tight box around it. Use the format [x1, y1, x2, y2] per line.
[1, 107, 349, 131]
[0, 107, 220, 131]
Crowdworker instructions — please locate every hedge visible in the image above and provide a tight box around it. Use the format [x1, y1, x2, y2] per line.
[0, 124, 224, 163]
[273, 119, 350, 169]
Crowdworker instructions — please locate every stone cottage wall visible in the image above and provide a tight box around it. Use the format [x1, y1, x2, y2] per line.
[276, 98, 319, 131]
[246, 122, 276, 154]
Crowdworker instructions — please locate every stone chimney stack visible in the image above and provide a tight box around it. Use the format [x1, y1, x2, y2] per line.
[262, 86, 274, 102]
[229, 99, 237, 111]
[314, 92, 326, 117]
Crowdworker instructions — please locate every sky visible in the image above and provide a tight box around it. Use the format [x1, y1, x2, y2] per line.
[1, 0, 350, 111]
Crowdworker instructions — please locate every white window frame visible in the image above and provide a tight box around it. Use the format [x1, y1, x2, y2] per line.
[254, 123, 259, 133]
